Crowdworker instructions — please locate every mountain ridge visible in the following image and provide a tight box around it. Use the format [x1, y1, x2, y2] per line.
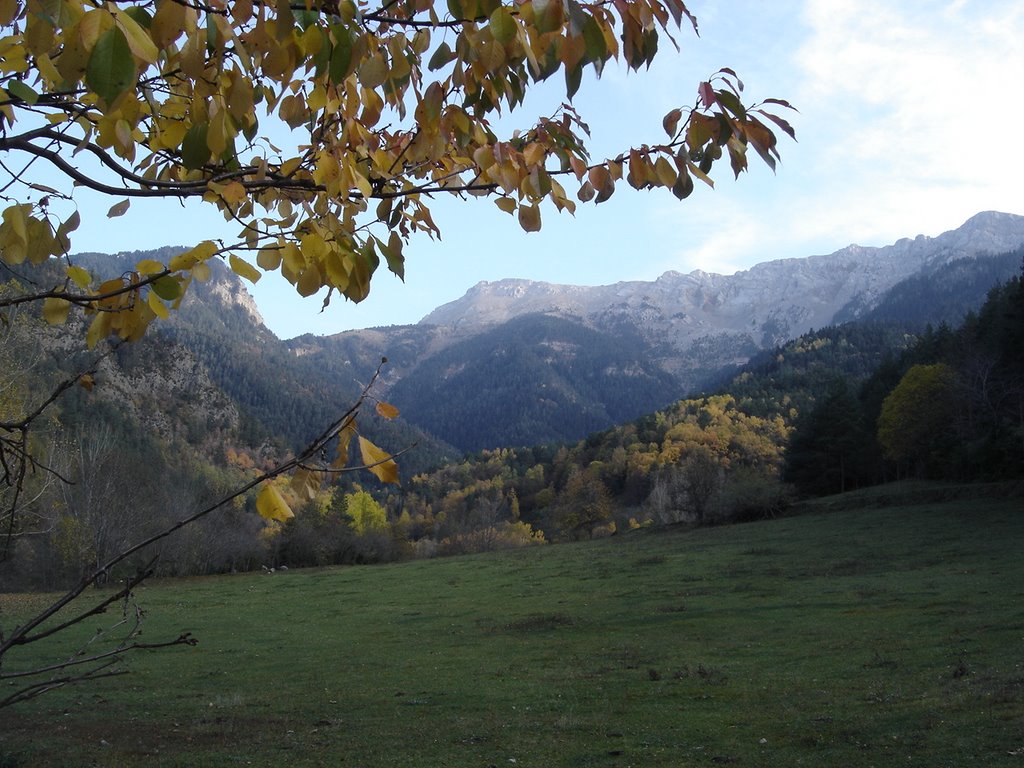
[58, 211, 1024, 455]
[314, 211, 1024, 450]
[419, 211, 1024, 347]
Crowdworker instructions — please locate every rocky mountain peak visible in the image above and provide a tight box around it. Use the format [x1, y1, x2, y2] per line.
[204, 264, 266, 328]
[412, 212, 1024, 379]
[421, 212, 1024, 338]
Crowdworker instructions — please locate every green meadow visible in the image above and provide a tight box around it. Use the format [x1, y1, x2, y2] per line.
[3, 485, 1023, 767]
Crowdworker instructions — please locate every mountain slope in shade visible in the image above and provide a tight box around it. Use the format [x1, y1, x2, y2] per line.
[386, 313, 682, 451]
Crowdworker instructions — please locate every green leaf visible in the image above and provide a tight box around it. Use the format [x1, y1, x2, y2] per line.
[565, 63, 583, 100]
[568, 2, 606, 64]
[181, 121, 210, 170]
[671, 167, 694, 200]
[124, 5, 152, 28]
[383, 231, 404, 281]
[715, 89, 746, 119]
[85, 26, 136, 104]
[151, 275, 181, 300]
[329, 25, 353, 83]
[476, 0, 500, 17]
[489, 7, 517, 44]
[428, 41, 455, 72]
[6, 80, 39, 105]
[582, 16, 606, 64]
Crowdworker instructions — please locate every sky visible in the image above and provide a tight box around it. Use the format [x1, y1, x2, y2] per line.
[65, 0, 1024, 339]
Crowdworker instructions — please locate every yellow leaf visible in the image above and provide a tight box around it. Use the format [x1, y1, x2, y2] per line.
[155, 117, 189, 150]
[256, 484, 294, 522]
[229, 254, 261, 284]
[352, 168, 373, 200]
[358, 436, 399, 485]
[523, 141, 546, 166]
[654, 156, 677, 188]
[290, 467, 323, 500]
[147, 290, 169, 319]
[494, 197, 516, 214]
[331, 421, 356, 470]
[192, 262, 212, 282]
[42, 297, 71, 325]
[78, 373, 95, 392]
[207, 108, 229, 156]
[36, 54, 62, 86]
[135, 259, 164, 275]
[279, 157, 302, 177]
[67, 265, 92, 288]
[358, 54, 388, 89]
[257, 247, 282, 271]
[78, 8, 112, 52]
[115, 10, 159, 64]
[0, 0, 19, 27]
[296, 265, 322, 297]
[170, 241, 217, 271]
[219, 180, 248, 206]
[150, 0, 186, 49]
[2, 203, 29, 247]
[86, 312, 110, 349]
[375, 401, 400, 420]
[96, 277, 126, 300]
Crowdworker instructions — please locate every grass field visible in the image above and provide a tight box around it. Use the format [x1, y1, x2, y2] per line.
[2, 484, 1023, 767]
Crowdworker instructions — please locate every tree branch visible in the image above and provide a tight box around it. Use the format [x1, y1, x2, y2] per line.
[0, 359, 389, 661]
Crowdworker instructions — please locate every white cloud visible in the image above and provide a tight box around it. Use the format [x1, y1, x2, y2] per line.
[791, 0, 1024, 242]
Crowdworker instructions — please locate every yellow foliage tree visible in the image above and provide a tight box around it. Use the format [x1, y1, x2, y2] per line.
[877, 363, 959, 477]
[345, 489, 388, 534]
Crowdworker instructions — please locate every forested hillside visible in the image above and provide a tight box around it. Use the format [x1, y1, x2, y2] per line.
[377, 270, 1023, 556]
[786, 274, 1024, 493]
[3, 246, 1020, 592]
[843, 249, 1023, 328]
[388, 313, 682, 451]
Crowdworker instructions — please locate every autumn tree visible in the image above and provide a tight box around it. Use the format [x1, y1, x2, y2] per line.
[877, 363, 959, 478]
[554, 467, 612, 539]
[0, 0, 792, 706]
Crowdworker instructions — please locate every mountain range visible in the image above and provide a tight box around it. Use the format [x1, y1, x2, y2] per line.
[69, 211, 1024, 457]
[304, 211, 1024, 451]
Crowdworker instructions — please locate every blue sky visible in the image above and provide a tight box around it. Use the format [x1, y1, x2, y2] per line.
[67, 1, 1024, 339]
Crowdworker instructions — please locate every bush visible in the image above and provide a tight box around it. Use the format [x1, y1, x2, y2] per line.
[717, 468, 793, 523]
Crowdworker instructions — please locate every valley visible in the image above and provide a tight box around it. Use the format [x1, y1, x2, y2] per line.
[3, 488, 1021, 767]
